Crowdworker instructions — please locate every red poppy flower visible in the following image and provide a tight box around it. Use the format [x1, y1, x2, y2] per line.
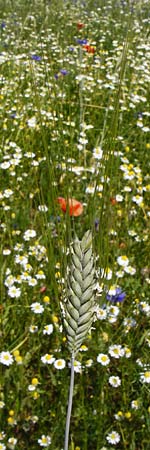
[57, 197, 83, 217]
[83, 44, 95, 54]
[110, 197, 118, 206]
[40, 286, 47, 293]
[77, 22, 84, 30]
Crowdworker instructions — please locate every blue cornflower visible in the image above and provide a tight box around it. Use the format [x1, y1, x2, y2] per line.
[60, 69, 68, 75]
[31, 54, 41, 61]
[1, 22, 6, 29]
[106, 287, 126, 303]
[76, 38, 88, 45]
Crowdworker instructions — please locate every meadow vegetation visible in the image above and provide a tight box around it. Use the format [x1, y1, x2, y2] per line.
[0, 0, 150, 449]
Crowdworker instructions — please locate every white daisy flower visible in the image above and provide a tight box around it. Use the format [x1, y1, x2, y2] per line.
[43, 324, 54, 335]
[131, 400, 139, 410]
[85, 185, 95, 194]
[28, 384, 36, 391]
[8, 286, 21, 298]
[116, 194, 123, 202]
[97, 353, 110, 366]
[0, 351, 13, 366]
[41, 354, 55, 365]
[107, 285, 117, 296]
[23, 229, 36, 241]
[28, 278, 38, 287]
[2, 249, 11, 255]
[54, 359, 66, 370]
[93, 146, 103, 160]
[85, 359, 93, 368]
[109, 375, 121, 387]
[140, 371, 150, 384]
[124, 347, 131, 358]
[106, 430, 120, 445]
[38, 434, 51, 447]
[29, 325, 38, 333]
[117, 255, 129, 267]
[36, 271, 46, 280]
[132, 195, 143, 206]
[0, 161, 11, 169]
[139, 301, 150, 316]
[30, 302, 44, 314]
[7, 437, 17, 448]
[15, 255, 28, 266]
[107, 306, 120, 317]
[27, 117, 37, 128]
[108, 344, 125, 359]
[124, 265, 136, 275]
[0, 443, 6, 450]
[96, 308, 107, 320]
[68, 360, 82, 373]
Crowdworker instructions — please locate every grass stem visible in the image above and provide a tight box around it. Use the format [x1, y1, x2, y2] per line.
[64, 354, 75, 450]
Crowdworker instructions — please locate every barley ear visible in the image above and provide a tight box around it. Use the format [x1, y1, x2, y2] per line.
[65, 230, 95, 356]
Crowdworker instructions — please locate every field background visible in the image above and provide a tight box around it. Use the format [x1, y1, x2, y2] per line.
[0, 0, 150, 449]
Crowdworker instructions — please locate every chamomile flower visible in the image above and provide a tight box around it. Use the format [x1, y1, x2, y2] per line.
[0, 443, 6, 450]
[139, 301, 150, 316]
[43, 324, 54, 335]
[106, 430, 120, 445]
[41, 354, 55, 365]
[117, 255, 129, 267]
[109, 376, 121, 387]
[8, 286, 21, 298]
[7, 437, 17, 449]
[15, 254, 28, 266]
[124, 265, 136, 275]
[23, 229, 36, 241]
[93, 146, 103, 160]
[97, 353, 110, 366]
[54, 359, 66, 370]
[68, 360, 82, 373]
[85, 359, 93, 368]
[30, 302, 44, 314]
[124, 347, 131, 358]
[4, 274, 16, 288]
[27, 117, 37, 128]
[108, 344, 125, 359]
[28, 278, 38, 287]
[96, 307, 107, 320]
[2, 248, 11, 255]
[0, 351, 13, 366]
[140, 371, 150, 384]
[132, 195, 143, 206]
[0, 161, 11, 169]
[29, 325, 38, 333]
[38, 434, 51, 447]
[131, 400, 139, 410]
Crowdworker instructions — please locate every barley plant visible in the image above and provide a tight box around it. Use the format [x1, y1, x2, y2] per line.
[0, 0, 150, 449]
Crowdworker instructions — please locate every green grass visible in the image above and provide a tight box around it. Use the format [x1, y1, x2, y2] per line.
[0, 0, 150, 449]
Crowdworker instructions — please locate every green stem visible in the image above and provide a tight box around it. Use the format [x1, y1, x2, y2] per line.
[64, 353, 75, 450]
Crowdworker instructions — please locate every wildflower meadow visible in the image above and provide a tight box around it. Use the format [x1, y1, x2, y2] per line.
[0, 0, 150, 449]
